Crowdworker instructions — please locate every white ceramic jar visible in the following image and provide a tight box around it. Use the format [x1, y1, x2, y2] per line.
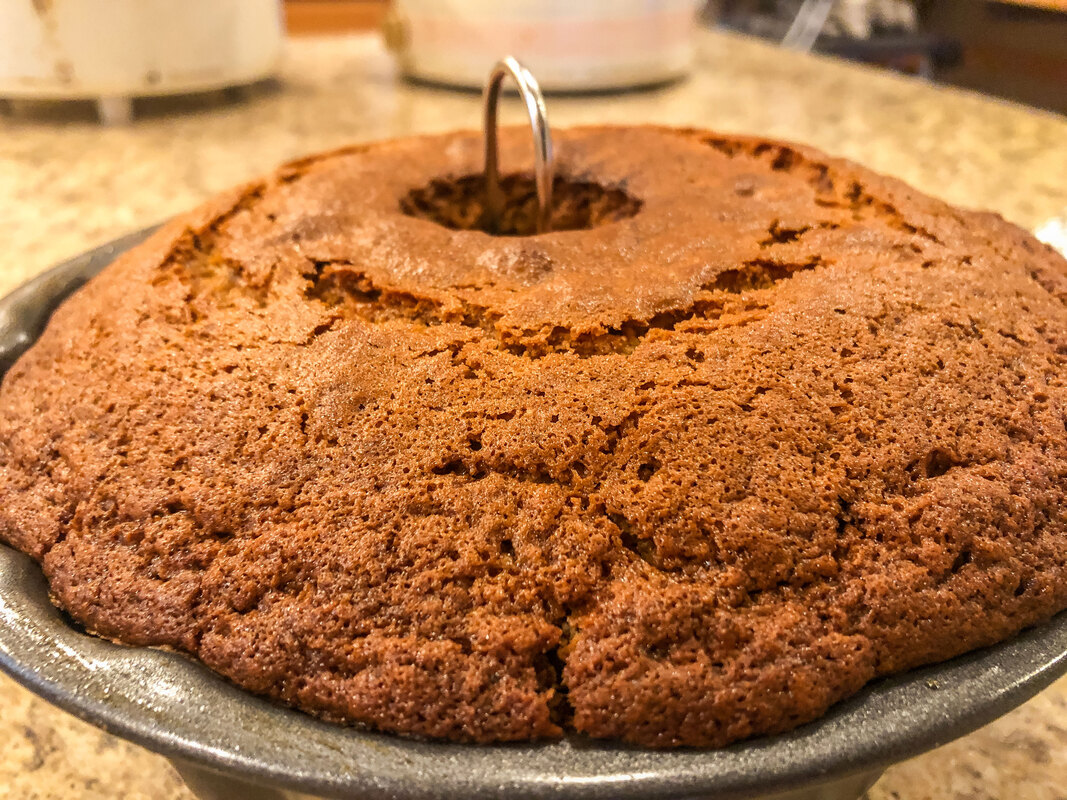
[0, 0, 282, 121]
[388, 0, 702, 91]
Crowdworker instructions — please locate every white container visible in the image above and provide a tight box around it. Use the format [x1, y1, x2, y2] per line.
[0, 0, 283, 121]
[388, 0, 701, 91]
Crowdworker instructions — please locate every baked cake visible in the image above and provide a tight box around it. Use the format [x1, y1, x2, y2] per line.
[1, 126, 1065, 747]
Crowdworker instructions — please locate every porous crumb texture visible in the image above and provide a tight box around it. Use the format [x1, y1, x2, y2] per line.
[1, 126, 1065, 748]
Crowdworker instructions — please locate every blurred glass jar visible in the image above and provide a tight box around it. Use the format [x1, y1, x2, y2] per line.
[385, 0, 702, 91]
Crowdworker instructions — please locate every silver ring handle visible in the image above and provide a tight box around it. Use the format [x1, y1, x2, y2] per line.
[482, 56, 555, 235]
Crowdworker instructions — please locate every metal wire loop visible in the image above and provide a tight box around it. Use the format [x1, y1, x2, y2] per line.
[482, 56, 555, 235]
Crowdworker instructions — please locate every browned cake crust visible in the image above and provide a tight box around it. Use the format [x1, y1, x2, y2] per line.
[2, 126, 1065, 747]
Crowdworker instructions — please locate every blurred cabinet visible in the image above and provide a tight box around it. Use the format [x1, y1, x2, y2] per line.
[924, 1, 1067, 113]
[996, 1, 1067, 9]
[285, 1, 388, 35]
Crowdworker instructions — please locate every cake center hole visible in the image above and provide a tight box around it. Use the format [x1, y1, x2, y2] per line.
[400, 173, 642, 236]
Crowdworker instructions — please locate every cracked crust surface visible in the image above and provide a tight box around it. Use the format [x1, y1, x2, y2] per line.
[1, 125, 1066, 747]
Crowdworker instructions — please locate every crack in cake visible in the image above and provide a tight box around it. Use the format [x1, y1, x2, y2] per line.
[1, 126, 1065, 747]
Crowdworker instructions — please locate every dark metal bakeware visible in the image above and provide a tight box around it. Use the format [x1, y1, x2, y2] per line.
[1, 228, 1065, 800]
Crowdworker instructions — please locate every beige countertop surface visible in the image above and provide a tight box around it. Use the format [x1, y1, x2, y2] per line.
[0, 29, 1065, 800]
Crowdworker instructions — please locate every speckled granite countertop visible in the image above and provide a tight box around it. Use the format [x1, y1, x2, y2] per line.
[0, 29, 1065, 800]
